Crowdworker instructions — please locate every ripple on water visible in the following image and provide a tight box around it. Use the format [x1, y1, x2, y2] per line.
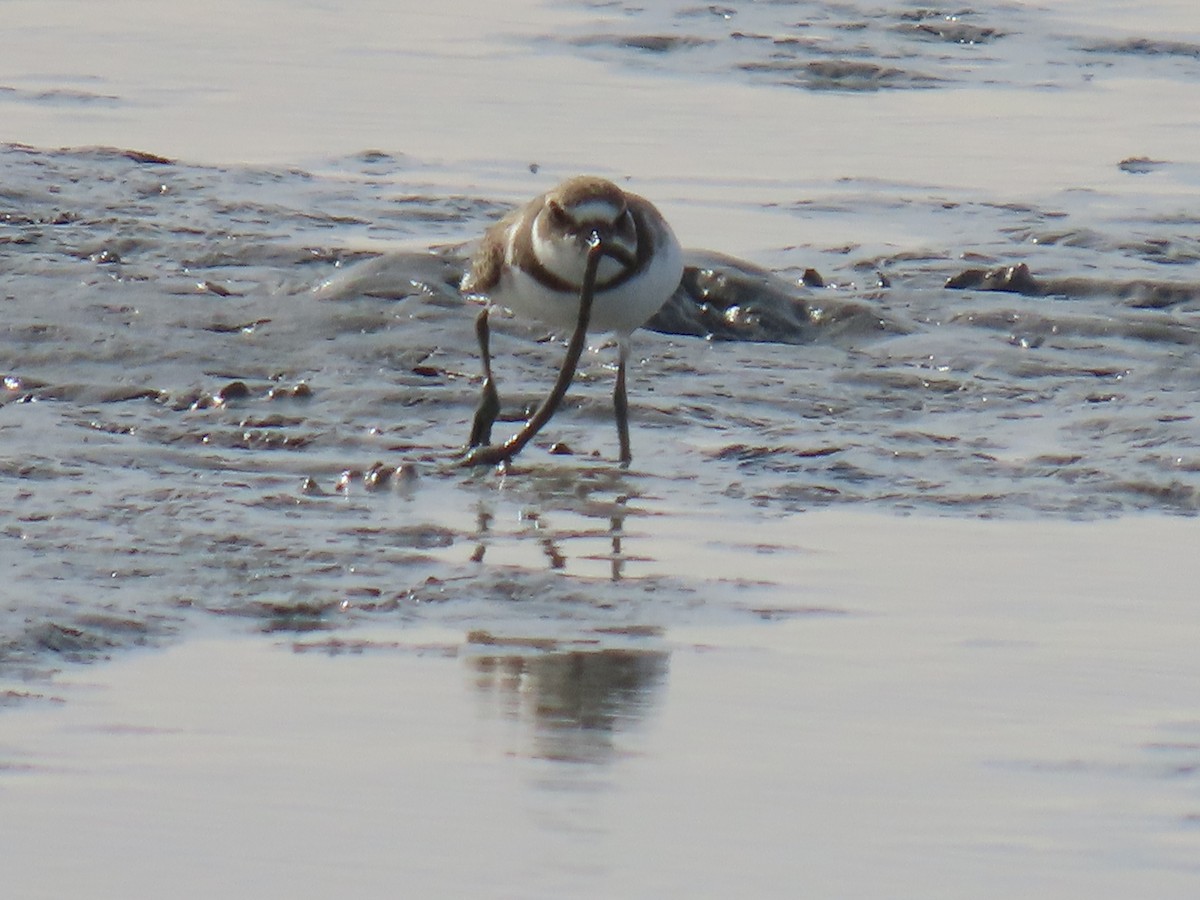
[535, 1, 1200, 93]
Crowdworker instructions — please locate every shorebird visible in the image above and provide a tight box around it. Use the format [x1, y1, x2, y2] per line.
[459, 176, 683, 466]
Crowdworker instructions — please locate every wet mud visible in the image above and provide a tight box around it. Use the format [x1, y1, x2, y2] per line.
[3, 112, 1200, 670]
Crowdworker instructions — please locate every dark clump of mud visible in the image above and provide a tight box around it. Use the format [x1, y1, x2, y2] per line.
[947, 262, 1200, 310]
[650, 250, 903, 343]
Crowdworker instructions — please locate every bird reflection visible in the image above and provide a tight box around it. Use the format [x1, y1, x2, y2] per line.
[607, 505, 625, 581]
[469, 495, 632, 581]
[471, 644, 668, 765]
[469, 506, 492, 563]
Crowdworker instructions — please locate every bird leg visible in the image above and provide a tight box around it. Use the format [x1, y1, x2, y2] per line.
[467, 306, 500, 448]
[458, 235, 604, 468]
[613, 335, 631, 466]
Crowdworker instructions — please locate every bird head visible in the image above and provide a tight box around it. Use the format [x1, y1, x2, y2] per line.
[542, 177, 638, 270]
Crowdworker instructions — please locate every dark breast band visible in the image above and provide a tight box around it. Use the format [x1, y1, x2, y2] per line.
[509, 197, 658, 295]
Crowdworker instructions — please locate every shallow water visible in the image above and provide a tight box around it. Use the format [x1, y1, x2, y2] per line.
[4, 514, 1200, 898]
[3, 0, 1200, 894]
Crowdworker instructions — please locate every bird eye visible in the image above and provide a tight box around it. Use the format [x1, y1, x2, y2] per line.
[548, 201, 570, 229]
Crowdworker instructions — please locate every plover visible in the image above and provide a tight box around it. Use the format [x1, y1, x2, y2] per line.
[459, 175, 683, 466]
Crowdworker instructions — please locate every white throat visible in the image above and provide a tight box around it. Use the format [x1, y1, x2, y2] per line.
[528, 214, 628, 286]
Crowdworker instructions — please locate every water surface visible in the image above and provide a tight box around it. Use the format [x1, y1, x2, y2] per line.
[3, 1, 1200, 895]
